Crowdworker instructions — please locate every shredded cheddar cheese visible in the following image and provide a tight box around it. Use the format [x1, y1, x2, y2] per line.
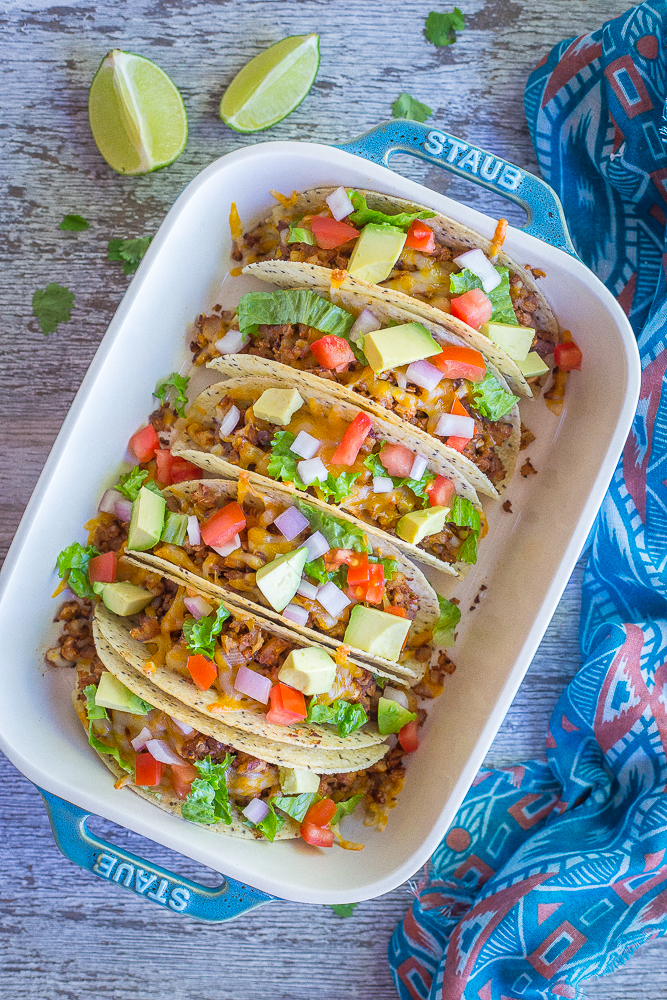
[489, 218, 508, 260]
[270, 189, 298, 209]
[229, 201, 243, 241]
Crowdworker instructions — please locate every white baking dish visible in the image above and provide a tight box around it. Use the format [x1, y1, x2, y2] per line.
[0, 122, 640, 910]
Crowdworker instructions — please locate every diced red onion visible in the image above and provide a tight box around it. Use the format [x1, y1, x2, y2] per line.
[435, 413, 475, 438]
[326, 186, 354, 221]
[215, 328, 247, 355]
[211, 534, 241, 557]
[282, 603, 310, 627]
[219, 404, 240, 438]
[350, 308, 381, 343]
[115, 498, 133, 522]
[146, 739, 184, 765]
[243, 797, 270, 824]
[317, 581, 351, 618]
[453, 248, 501, 293]
[187, 515, 201, 545]
[234, 665, 272, 704]
[396, 371, 408, 390]
[409, 454, 428, 480]
[99, 488, 125, 515]
[297, 579, 320, 600]
[273, 506, 310, 541]
[184, 595, 213, 620]
[303, 531, 329, 561]
[290, 430, 320, 460]
[172, 718, 194, 735]
[297, 457, 328, 486]
[131, 727, 153, 751]
[406, 360, 443, 392]
[223, 646, 246, 667]
[373, 476, 394, 493]
[384, 686, 410, 710]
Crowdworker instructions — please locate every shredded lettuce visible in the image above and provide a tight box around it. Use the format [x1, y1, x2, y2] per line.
[449, 266, 517, 326]
[369, 555, 398, 579]
[363, 452, 435, 509]
[470, 373, 517, 421]
[295, 501, 371, 553]
[272, 792, 320, 823]
[306, 699, 368, 737]
[182, 604, 232, 659]
[115, 466, 162, 502]
[433, 595, 461, 647]
[267, 431, 307, 490]
[254, 801, 286, 842]
[448, 497, 480, 565]
[286, 221, 315, 245]
[318, 472, 360, 504]
[304, 558, 346, 589]
[372, 674, 387, 689]
[83, 685, 131, 772]
[346, 191, 436, 231]
[238, 289, 355, 340]
[154, 372, 190, 417]
[332, 793, 363, 827]
[161, 511, 188, 545]
[56, 542, 100, 598]
[182, 754, 234, 825]
[457, 533, 478, 564]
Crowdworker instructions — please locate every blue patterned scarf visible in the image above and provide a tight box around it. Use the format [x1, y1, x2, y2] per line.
[389, 4, 667, 997]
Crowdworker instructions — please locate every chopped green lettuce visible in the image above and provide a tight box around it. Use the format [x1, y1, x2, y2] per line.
[450, 266, 517, 326]
[363, 452, 435, 509]
[433, 595, 461, 647]
[267, 431, 307, 490]
[183, 604, 232, 659]
[369, 555, 398, 579]
[182, 754, 234, 825]
[318, 472, 360, 504]
[457, 533, 478, 564]
[287, 221, 315, 245]
[306, 699, 368, 738]
[56, 542, 100, 598]
[161, 511, 188, 546]
[154, 372, 190, 417]
[304, 558, 346, 589]
[254, 801, 285, 842]
[83, 685, 131, 772]
[295, 501, 371, 553]
[238, 289, 355, 340]
[331, 793, 363, 827]
[272, 792, 320, 823]
[447, 497, 480, 565]
[346, 191, 436, 231]
[181, 781, 218, 824]
[470, 373, 517, 421]
[372, 674, 387, 689]
[114, 466, 163, 502]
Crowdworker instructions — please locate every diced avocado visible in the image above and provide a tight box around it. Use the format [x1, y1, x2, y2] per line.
[347, 223, 407, 283]
[377, 697, 417, 735]
[278, 646, 337, 695]
[161, 511, 188, 545]
[518, 352, 549, 378]
[481, 321, 534, 362]
[363, 322, 442, 374]
[253, 388, 303, 425]
[95, 672, 141, 713]
[127, 486, 166, 552]
[279, 767, 320, 794]
[255, 546, 309, 612]
[101, 581, 154, 616]
[396, 505, 451, 545]
[344, 605, 411, 663]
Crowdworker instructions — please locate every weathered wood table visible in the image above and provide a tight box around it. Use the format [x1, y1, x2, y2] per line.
[3, 1, 664, 997]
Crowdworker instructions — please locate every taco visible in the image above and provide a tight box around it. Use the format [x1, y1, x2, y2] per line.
[171, 374, 486, 576]
[193, 283, 521, 497]
[230, 187, 559, 396]
[118, 476, 444, 679]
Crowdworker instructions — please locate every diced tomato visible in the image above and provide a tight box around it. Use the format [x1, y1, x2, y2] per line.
[324, 549, 355, 570]
[405, 218, 436, 253]
[304, 798, 337, 827]
[398, 719, 419, 754]
[310, 336, 356, 372]
[554, 341, 582, 372]
[300, 821, 336, 847]
[447, 437, 468, 453]
[129, 423, 159, 463]
[88, 550, 117, 584]
[200, 502, 246, 548]
[451, 396, 468, 418]
[265, 682, 307, 726]
[365, 563, 385, 604]
[346, 553, 370, 585]
[156, 449, 203, 486]
[135, 752, 166, 786]
[378, 443, 414, 478]
[427, 475, 456, 508]
[171, 762, 199, 799]
[187, 654, 217, 691]
[331, 412, 373, 466]
[450, 288, 493, 331]
[311, 215, 359, 250]
[386, 606, 408, 618]
[431, 345, 487, 382]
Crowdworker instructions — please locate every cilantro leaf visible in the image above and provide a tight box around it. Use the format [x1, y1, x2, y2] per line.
[433, 595, 461, 647]
[295, 501, 371, 553]
[254, 801, 285, 842]
[329, 902, 359, 917]
[59, 214, 89, 232]
[319, 472, 360, 504]
[267, 431, 307, 491]
[56, 541, 100, 598]
[108, 236, 152, 275]
[183, 604, 232, 659]
[363, 453, 435, 509]
[84, 685, 131, 772]
[238, 289, 355, 340]
[470, 373, 517, 421]
[154, 372, 190, 417]
[425, 8, 465, 46]
[272, 792, 320, 823]
[306, 699, 368, 738]
[391, 93, 434, 124]
[450, 266, 518, 326]
[32, 283, 75, 335]
[347, 191, 436, 231]
[182, 754, 234, 825]
[287, 221, 315, 245]
[448, 497, 480, 565]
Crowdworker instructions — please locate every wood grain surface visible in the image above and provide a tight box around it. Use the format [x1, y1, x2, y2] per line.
[3, 1, 663, 997]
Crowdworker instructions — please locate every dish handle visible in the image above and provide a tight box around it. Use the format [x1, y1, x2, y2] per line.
[37, 787, 277, 922]
[334, 120, 578, 258]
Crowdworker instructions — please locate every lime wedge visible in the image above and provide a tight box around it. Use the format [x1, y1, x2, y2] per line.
[220, 34, 320, 134]
[88, 49, 188, 175]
